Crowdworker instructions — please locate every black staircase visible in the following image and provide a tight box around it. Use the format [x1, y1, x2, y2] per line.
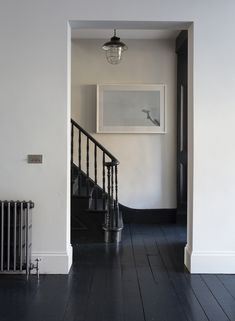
[71, 119, 123, 243]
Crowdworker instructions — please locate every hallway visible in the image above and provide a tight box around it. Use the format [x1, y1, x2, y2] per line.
[0, 224, 235, 321]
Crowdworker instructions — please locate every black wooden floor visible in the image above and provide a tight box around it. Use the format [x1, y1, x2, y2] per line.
[0, 224, 235, 321]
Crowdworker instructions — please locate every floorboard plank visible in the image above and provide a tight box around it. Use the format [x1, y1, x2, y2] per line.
[130, 225, 188, 321]
[63, 265, 94, 321]
[202, 274, 235, 321]
[185, 274, 230, 321]
[158, 225, 210, 321]
[27, 275, 70, 321]
[103, 266, 124, 321]
[218, 275, 235, 299]
[0, 276, 39, 321]
[120, 226, 146, 321]
[160, 225, 233, 321]
[83, 266, 107, 321]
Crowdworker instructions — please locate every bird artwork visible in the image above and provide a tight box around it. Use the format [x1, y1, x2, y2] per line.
[142, 109, 160, 126]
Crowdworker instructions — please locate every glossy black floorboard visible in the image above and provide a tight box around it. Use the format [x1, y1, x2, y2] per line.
[0, 224, 235, 321]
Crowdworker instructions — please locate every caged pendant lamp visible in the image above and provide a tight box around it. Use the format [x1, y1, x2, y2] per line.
[102, 29, 128, 65]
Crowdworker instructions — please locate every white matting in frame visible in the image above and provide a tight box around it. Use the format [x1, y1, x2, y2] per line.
[96, 84, 166, 133]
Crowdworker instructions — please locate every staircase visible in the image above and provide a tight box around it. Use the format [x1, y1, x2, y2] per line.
[71, 119, 123, 244]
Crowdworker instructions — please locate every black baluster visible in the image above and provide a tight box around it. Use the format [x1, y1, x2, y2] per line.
[115, 164, 119, 228]
[111, 165, 114, 201]
[78, 130, 81, 196]
[110, 163, 115, 230]
[102, 152, 106, 210]
[106, 164, 111, 229]
[94, 145, 97, 210]
[86, 137, 89, 195]
[115, 165, 119, 205]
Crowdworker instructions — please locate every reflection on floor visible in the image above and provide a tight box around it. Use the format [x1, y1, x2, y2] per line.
[0, 224, 235, 321]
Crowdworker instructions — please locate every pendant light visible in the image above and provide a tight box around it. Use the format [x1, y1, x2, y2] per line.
[102, 29, 128, 65]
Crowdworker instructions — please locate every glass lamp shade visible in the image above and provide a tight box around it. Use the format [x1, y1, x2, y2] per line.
[105, 46, 123, 65]
[102, 32, 127, 65]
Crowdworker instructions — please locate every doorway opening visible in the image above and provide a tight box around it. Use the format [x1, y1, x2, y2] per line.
[68, 20, 193, 270]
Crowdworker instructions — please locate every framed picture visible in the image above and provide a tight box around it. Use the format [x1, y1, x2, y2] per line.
[96, 84, 166, 134]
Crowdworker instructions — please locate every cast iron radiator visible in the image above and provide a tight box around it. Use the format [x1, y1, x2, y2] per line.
[0, 201, 35, 276]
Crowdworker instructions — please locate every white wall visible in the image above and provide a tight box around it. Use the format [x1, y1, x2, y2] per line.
[0, 0, 235, 273]
[71, 39, 177, 208]
[0, 2, 73, 273]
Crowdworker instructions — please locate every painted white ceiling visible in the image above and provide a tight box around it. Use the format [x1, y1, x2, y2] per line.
[71, 29, 180, 40]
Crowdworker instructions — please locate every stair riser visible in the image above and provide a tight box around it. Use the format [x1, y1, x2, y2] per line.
[72, 197, 90, 212]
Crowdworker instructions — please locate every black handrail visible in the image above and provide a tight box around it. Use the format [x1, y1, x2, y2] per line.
[71, 119, 119, 164]
[71, 118, 123, 243]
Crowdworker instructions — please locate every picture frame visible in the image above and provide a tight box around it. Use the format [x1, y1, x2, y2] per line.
[96, 84, 166, 134]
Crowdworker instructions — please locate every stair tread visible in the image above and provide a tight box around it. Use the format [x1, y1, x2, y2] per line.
[72, 194, 91, 199]
[84, 208, 107, 214]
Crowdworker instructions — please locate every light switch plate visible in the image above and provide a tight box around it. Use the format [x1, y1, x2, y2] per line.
[28, 155, 43, 164]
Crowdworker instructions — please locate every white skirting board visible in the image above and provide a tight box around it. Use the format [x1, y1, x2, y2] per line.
[32, 245, 73, 274]
[184, 244, 235, 273]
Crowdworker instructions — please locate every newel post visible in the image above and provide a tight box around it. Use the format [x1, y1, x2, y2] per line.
[104, 160, 123, 243]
